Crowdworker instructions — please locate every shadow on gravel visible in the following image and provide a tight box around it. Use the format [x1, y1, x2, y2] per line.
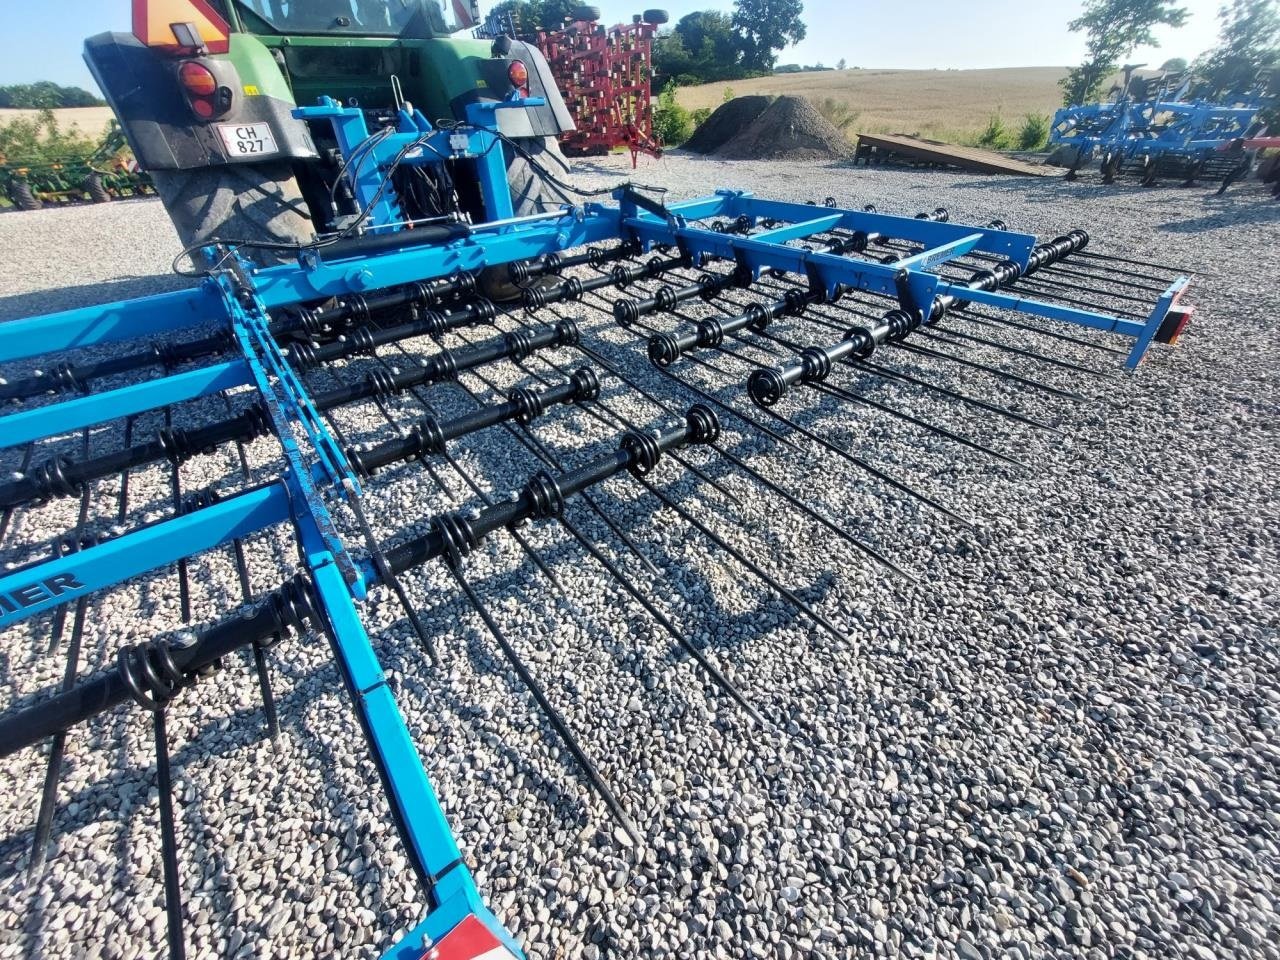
[0, 275, 193, 323]
[1154, 196, 1280, 234]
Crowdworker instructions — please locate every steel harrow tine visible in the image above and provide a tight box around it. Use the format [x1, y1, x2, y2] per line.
[853, 357, 1064, 433]
[153, 705, 187, 960]
[635, 325, 976, 527]
[446, 562, 644, 848]
[1008, 274, 1152, 315]
[217, 390, 283, 739]
[29, 544, 92, 875]
[916, 325, 1108, 377]
[542, 347, 917, 582]
[810, 381, 1026, 467]
[453, 365, 785, 728]
[1036, 262, 1169, 295]
[955, 306, 1129, 357]
[633, 474, 856, 648]
[1073, 248, 1194, 276]
[538, 293, 803, 452]
[1006, 271, 1166, 308]
[46, 430, 92, 655]
[890, 340, 1088, 402]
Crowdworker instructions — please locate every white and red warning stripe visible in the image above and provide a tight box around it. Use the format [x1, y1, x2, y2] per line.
[420, 915, 518, 960]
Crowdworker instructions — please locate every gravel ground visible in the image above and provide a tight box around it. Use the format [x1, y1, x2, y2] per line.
[0, 155, 1278, 960]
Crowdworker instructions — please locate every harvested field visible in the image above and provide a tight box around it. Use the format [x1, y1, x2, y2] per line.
[676, 67, 1068, 140]
[1, 157, 1279, 960]
[0, 107, 117, 137]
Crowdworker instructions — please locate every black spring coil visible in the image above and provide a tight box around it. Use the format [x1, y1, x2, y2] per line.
[654, 286, 678, 311]
[157, 427, 194, 465]
[347, 327, 378, 357]
[291, 307, 325, 338]
[409, 417, 447, 457]
[522, 284, 553, 313]
[421, 310, 449, 336]
[685, 404, 720, 444]
[745, 302, 771, 332]
[289, 340, 320, 371]
[48, 362, 82, 395]
[644, 256, 667, 279]
[647, 332, 681, 367]
[783, 289, 810, 316]
[621, 430, 663, 477]
[555, 318, 581, 346]
[434, 513, 478, 567]
[799, 346, 833, 383]
[697, 317, 726, 349]
[526, 471, 566, 518]
[30, 456, 82, 501]
[508, 386, 545, 424]
[746, 368, 786, 407]
[504, 328, 536, 362]
[431, 349, 459, 382]
[118, 638, 188, 711]
[570, 366, 601, 401]
[843, 326, 877, 360]
[365, 368, 400, 400]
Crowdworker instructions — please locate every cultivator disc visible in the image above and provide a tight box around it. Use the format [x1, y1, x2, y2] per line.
[0, 190, 1195, 958]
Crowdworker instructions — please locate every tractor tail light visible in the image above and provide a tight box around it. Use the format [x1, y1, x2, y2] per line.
[177, 60, 230, 120]
[179, 61, 217, 96]
[508, 60, 529, 91]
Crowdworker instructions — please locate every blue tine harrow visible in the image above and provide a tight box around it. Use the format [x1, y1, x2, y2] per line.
[0, 175, 1196, 958]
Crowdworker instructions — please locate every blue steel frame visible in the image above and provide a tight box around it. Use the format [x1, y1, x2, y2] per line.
[1051, 95, 1266, 169]
[0, 186, 1191, 958]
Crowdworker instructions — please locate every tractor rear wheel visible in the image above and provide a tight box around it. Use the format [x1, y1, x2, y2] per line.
[7, 179, 42, 211]
[85, 173, 112, 204]
[148, 161, 313, 268]
[571, 5, 601, 22]
[504, 136, 570, 218]
[643, 9, 670, 24]
[479, 137, 572, 300]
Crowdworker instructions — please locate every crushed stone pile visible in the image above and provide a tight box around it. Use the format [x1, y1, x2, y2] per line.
[715, 95, 855, 161]
[682, 95, 773, 154]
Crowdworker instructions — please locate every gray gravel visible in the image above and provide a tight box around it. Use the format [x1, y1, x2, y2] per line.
[0, 154, 1278, 960]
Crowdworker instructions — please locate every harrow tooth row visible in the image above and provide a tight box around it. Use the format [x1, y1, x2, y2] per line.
[0, 189, 1197, 960]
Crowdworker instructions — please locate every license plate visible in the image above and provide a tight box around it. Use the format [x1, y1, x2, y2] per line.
[217, 122, 279, 158]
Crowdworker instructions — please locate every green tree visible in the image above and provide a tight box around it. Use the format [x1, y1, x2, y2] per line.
[487, 0, 581, 33]
[836, 57, 847, 70]
[0, 82, 103, 109]
[732, 0, 807, 72]
[1195, 0, 1280, 95]
[1060, 0, 1188, 104]
[1159, 56, 1189, 71]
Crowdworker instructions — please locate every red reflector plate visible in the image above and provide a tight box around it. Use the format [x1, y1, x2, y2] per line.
[132, 0, 231, 54]
[420, 916, 518, 960]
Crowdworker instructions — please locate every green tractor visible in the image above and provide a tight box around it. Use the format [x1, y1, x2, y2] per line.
[85, 0, 581, 257]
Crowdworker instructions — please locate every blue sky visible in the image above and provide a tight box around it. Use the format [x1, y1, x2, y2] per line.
[0, 0, 1226, 92]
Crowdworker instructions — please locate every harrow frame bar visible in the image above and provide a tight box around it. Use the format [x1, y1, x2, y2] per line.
[0, 187, 1192, 959]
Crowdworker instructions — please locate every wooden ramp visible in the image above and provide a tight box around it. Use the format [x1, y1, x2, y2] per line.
[855, 133, 1056, 177]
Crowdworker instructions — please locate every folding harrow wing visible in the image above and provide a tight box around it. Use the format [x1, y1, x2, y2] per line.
[0, 190, 1196, 958]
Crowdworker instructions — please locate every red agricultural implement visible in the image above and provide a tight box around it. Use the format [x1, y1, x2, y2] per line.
[535, 9, 667, 166]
